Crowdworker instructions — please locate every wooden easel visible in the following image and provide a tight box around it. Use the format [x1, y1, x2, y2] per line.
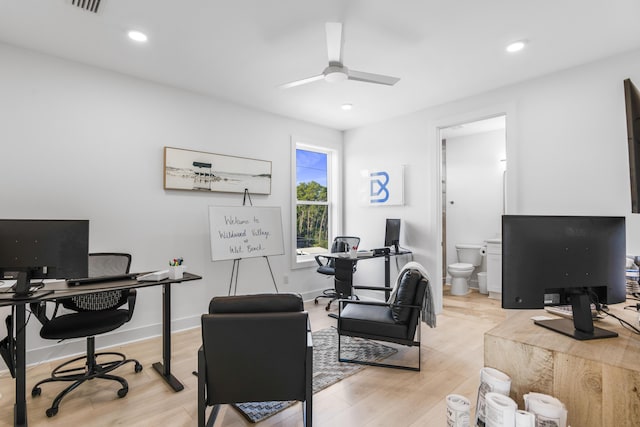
[227, 188, 279, 296]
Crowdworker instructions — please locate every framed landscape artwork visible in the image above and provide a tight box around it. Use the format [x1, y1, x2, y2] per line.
[164, 147, 272, 195]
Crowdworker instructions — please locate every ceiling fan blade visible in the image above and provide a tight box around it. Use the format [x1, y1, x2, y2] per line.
[325, 22, 343, 63]
[278, 74, 325, 89]
[347, 70, 400, 86]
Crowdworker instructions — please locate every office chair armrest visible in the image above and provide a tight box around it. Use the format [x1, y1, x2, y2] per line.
[314, 254, 328, 267]
[29, 301, 51, 326]
[126, 289, 137, 322]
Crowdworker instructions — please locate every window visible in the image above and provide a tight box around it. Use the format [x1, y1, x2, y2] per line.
[293, 143, 337, 265]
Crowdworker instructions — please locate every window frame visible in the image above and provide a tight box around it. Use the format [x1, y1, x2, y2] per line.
[291, 139, 340, 269]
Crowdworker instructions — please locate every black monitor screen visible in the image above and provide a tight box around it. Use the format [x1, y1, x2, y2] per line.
[0, 219, 89, 280]
[384, 218, 401, 253]
[502, 215, 626, 340]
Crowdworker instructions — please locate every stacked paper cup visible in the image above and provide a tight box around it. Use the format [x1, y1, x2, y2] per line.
[514, 410, 536, 427]
[446, 394, 471, 427]
[484, 392, 517, 427]
[475, 367, 512, 427]
[524, 392, 568, 427]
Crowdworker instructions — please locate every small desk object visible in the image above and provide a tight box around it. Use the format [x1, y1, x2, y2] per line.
[484, 306, 640, 427]
[323, 249, 412, 300]
[0, 272, 201, 427]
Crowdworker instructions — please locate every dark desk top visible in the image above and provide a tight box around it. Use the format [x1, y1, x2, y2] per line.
[0, 272, 202, 305]
[319, 249, 412, 261]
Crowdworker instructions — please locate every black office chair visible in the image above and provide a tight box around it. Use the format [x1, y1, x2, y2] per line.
[314, 236, 360, 310]
[337, 267, 429, 371]
[30, 253, 142, 417]
[198, 293, 312, 427]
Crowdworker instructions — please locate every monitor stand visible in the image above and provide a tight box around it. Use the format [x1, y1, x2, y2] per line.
[534, 292, 618, 340]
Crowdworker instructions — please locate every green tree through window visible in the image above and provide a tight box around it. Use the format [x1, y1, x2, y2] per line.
[296, 148, 329, 254]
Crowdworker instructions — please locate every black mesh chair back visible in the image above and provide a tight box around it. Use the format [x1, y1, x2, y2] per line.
[316, 236, 360, 275]
[61, 253, 132, 312]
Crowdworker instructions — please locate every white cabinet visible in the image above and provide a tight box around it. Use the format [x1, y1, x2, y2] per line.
[486, 239, 502, 300]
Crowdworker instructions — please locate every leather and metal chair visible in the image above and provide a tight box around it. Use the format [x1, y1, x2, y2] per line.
[30, 253, 142, 417]
[337, 267, 429, 371]
[198, 293, 312, 427]
[314, 236, 360, 310]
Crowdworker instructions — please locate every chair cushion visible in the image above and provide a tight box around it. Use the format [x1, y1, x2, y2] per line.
[339, 303, 409, 340]
[40, 309, 130, 340]
[316, 265, 336, 275]
[391, 269, 421, 324]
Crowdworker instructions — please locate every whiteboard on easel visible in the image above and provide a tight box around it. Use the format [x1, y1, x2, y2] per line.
[208, 206, 284, 261]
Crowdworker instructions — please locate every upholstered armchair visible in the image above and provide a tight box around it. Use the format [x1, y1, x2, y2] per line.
[198, 293, 313, 427]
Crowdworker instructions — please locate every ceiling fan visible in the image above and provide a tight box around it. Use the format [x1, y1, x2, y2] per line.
[279, 22, 400, 89]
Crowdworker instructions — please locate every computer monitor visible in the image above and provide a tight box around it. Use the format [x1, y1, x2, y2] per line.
[384, 218, 401, 253]
[0, 219, 89, 295]
[502, 215, 626, 340]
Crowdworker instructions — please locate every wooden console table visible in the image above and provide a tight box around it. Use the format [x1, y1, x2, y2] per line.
[484, 307, 640, 427]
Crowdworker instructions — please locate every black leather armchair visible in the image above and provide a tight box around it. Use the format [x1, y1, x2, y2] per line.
[29, 253, 142, 417]
[337, 268, 428, 371]
[198, 293, 312, 427]
[314, 236, 360, 310]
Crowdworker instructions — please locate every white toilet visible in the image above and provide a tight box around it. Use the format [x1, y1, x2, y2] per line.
[448, 244, 484, 295]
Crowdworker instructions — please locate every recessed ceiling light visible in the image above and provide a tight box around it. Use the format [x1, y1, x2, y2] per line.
[341, 103, 353, 111]
[506, 40, 527, 53]
[128, 30, 148, 43]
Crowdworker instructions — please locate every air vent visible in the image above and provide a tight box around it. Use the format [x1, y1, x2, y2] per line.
[70, 0, 102, 14]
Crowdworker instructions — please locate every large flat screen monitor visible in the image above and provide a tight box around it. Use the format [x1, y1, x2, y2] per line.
[384, 218, 401, 253]
[502, 215, 626, 340]
[0, 219, 89, 295]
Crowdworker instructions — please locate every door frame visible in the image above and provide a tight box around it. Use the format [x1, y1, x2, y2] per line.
[431, 103, 518, 311]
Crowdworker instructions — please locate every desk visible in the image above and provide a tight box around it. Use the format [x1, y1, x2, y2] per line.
[324, 250, 412, 300]
[484, 306, 640, 427]
[0, 272, 202, 427]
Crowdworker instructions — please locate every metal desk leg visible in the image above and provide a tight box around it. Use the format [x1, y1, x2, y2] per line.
[384, 254, 391, 300]
[14, 302, 27, 427]
[152, 283, 184, 392]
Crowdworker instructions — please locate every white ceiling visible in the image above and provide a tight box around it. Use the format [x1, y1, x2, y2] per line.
[1, 0, 640, 130]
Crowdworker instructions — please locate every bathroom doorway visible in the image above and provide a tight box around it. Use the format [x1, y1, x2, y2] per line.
[440, 115, 506, 290]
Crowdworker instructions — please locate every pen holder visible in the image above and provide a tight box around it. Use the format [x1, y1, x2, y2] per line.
[168, 266, 184, 280]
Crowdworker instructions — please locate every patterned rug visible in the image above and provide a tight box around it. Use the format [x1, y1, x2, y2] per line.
[233, 327, 397, 423]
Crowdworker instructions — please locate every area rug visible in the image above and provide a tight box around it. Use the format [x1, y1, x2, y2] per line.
[233, 327, 397, 423]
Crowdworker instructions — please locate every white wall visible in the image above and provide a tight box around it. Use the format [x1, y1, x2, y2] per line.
[445, 129, 505, 283]
[344, 47, 640, 312]
[0, 42, 342, 366]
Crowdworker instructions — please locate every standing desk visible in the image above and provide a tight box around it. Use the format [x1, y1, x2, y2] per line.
[323, 250, 412, 300]
[0, 272, 202, 427]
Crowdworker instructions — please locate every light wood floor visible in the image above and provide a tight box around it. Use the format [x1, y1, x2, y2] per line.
[0, 289, 505, 427]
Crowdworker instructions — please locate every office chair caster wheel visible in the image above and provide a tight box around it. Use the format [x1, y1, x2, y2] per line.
[314, 299, 319, 305]
[31, 387, 41, 397]
[117, 387, 128, 398]
[134, 362, 143, 373]
[325, 304, 331, 311]
[46, 407, 58, 417]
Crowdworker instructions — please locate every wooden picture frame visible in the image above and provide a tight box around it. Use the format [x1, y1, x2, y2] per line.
[164, 147, 272, 195]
